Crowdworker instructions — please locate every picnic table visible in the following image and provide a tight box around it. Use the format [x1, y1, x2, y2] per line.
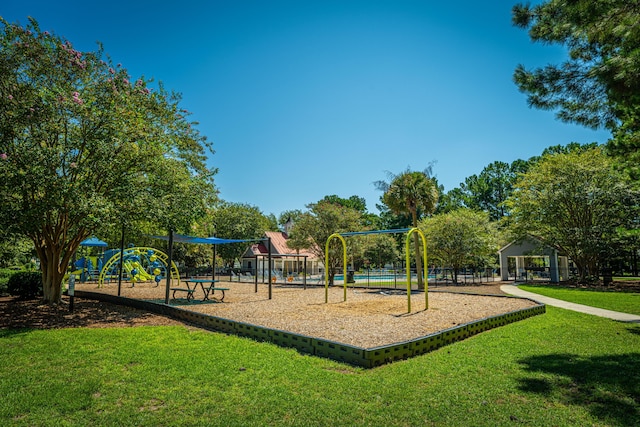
[171, 278, 229, 302]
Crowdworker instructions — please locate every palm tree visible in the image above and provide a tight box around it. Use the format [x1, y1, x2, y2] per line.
[375, 167, 439, 289]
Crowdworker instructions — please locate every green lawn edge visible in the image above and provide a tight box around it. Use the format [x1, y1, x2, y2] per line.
[1, 307, 638, 427]
[520, 284, 640, 315]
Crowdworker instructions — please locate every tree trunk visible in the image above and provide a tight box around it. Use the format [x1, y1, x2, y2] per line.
[574, 255, 600, 283]
[40, 246, 65, 304]
[328, 258, 340, 286]
[32, 230, 84, 305]
[42, 267, 63, 304]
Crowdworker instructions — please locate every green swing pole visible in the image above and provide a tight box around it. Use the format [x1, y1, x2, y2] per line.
[405, 227, 428, 313]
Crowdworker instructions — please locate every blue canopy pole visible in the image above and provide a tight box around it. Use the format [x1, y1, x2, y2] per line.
[303, 255, 307, 290]
[254, 254, 258, 292]
[164, 229, 174, 304]
[117, 224, 125, 296]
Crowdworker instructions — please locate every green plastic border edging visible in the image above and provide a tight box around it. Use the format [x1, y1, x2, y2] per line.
[75, 290, 545, 368]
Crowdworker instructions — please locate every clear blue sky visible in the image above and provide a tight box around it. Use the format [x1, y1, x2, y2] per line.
[3, 0, 611, 217]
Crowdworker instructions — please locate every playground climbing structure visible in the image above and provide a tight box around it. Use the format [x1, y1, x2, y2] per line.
[98, 247, 180, 288]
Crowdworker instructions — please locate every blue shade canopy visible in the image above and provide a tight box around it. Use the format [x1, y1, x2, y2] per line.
[149, 233, 260, 245]
[80, 236, 108, 247]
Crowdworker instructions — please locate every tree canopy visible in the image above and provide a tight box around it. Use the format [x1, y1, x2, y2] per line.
[375, 167, 440, 289]
[361, 234, 400, 269]
[375, 167, 439, 227]
[421, 208, 499, 284]
[0, 18, 216, 302]
[320, 194, 379, 228]
[454, 161, 527, 221]
[289, 199, 364, 283]
[513, 0, 640, 175]
[209, 202, 272, 267]
[507, 147, 637, 281]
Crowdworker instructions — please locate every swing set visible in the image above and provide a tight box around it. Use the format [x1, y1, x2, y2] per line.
[324, 227, 428, 313]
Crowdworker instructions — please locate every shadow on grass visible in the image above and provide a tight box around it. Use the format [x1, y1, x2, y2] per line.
[0, 296, 180, 332]
[517, 352, 640, 425]
[0, 328, 30, 338]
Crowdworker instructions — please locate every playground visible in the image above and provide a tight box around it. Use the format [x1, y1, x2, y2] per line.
[74, 279, 538, 348]
[68, 230, 540, 352]
[69, 238, 177, 287]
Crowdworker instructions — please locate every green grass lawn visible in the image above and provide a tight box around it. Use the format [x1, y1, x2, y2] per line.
[520, 284, 640, 315]
[1, 307, 639, 427]
[614, 276, 640, 281]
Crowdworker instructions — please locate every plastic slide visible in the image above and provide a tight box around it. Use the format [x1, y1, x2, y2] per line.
[123, 260, 154, 282]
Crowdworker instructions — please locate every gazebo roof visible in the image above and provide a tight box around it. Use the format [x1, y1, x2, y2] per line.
[498, 235, 561, 257]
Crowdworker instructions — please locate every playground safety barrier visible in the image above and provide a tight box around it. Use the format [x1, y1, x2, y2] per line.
[75, 290, 545, 368]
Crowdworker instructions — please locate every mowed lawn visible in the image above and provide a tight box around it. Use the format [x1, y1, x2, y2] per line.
[1, 307, 638, 427]
[520, 284, 640, 315]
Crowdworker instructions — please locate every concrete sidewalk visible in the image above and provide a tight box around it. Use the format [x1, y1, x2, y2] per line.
[500, 285, 640, 323]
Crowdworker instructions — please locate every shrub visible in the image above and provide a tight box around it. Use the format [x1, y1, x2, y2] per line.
[7, 271, 43, 299]
[0, 268, 16, 295]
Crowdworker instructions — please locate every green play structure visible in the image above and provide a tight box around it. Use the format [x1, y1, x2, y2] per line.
[98, 247, 180, 288]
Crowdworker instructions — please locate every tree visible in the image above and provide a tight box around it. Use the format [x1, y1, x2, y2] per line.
[439, 159, 536, 220]
[375, 167, 439, 289]
[276, 209, 310, 260]
[210, 202, 271, 267]
[507, 147, 637, 282]
[421, 209, 499, 284]
[289, 200, 364, 284]
[321, 194, 380, 228]
[434, 187, 466, 215]
[376, 202, 413, 230]
[512, 1, 640, 176]
[541, 142, 599, 157]
[362, 234, 400, 269]
[321, 194, 367, 213]
[278, 210, 304, 229]
[264, 213, 279, 232]
[0, 19, 216, 303]
[0, 235, 35, 268]
[462, 162, 516, 220]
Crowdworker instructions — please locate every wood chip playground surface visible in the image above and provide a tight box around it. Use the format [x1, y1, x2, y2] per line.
[73, 280, 538, 348]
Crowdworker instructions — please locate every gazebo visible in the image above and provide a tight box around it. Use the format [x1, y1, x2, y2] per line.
[498, 236, 570, 283]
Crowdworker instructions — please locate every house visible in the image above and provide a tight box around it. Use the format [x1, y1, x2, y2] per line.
[241, 231, 322, 277]
[498, 236, 571, 283]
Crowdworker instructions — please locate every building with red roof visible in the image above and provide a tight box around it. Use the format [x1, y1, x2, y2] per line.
[241, 231, 322, 277]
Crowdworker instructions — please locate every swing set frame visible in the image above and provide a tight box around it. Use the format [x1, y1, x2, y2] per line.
[324, 227, 428, 313]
